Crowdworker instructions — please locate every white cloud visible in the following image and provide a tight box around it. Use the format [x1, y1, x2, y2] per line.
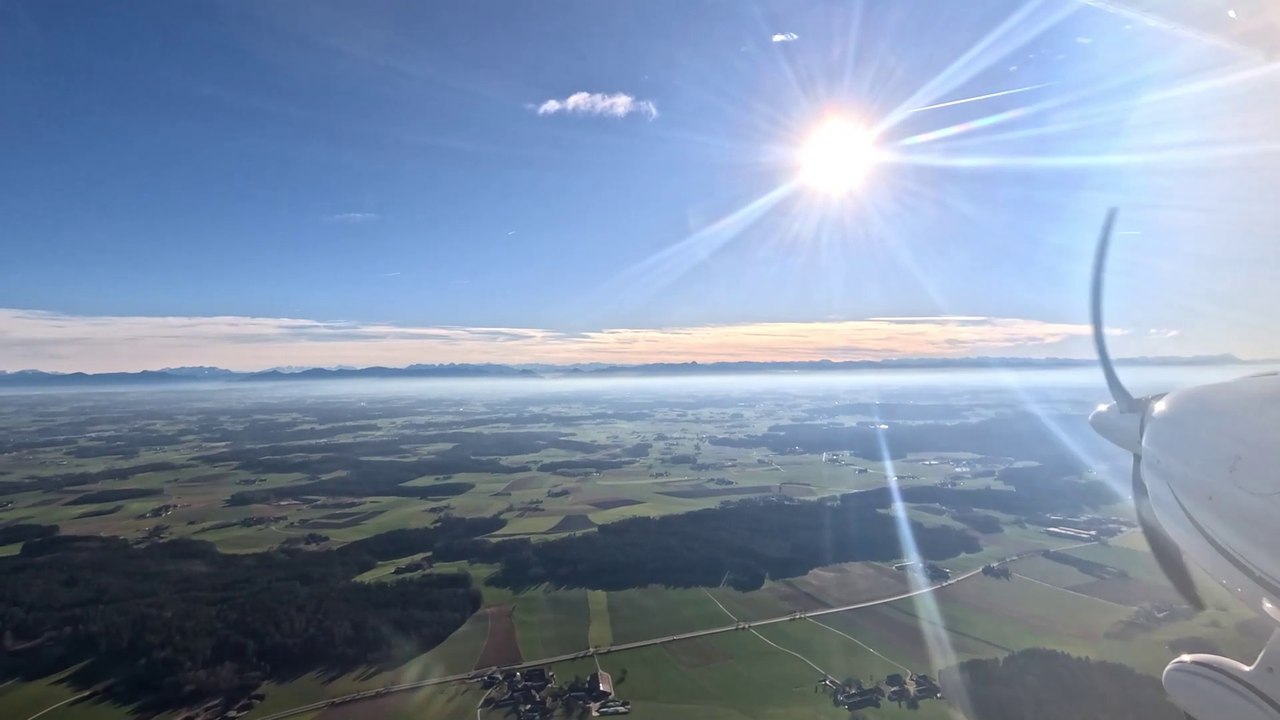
[324, 212, 380, 224]
[0, 309, 1111, 373]
[771, 32, 799, 43]
[535, 92, 657, 120]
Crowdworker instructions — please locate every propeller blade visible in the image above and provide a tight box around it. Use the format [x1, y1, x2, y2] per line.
[1132, 457, 1205, 611]
[1088, 209, 1200, 609]
[1091, 208, 1139, 413]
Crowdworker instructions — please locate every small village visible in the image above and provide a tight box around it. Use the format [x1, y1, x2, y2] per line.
[470, 662, 945, 718]
[817, 671, 943, 712]
[479, 667, 631, 718]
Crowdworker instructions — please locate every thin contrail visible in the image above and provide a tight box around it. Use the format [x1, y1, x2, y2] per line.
[910, 82, 1057, 113]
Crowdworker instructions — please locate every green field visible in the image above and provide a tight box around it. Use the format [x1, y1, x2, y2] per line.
[607, 587, 734, 644]
[588, 590, 613, 647]
[2, 381, 1254, 720]
[0, 385, 983, 557]
[514, 589, 591, 660]
[536, 631, 956, 720]
[1010, 553, 1100, 587]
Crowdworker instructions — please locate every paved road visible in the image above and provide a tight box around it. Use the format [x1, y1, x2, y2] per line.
[254, 539, 1111, 720]
[474, 686, 495, 720]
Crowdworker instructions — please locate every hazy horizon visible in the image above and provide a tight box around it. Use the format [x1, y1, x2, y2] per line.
[0, 346, 1261, 377]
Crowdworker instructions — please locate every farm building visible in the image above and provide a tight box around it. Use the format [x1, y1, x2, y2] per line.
[589, 671, 614, 700]
[1045, 526, 1097, 541]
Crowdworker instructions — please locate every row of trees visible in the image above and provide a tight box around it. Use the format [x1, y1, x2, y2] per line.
[433, 474, 1117, 592]
[338, 515, 507, 561]
[65, 487, 162, 505]
[437, 495, 981, 591]
[0, 523, 57, 545]
[0, 461, 181, 496]
[938, 648, 1182, 719]
[949, 509, 1004, 534]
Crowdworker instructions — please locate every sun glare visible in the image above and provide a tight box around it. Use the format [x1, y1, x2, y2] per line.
[798, 118, 879, 196]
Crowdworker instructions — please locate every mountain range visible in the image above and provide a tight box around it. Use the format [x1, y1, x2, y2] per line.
[0, 355, 1263, 387]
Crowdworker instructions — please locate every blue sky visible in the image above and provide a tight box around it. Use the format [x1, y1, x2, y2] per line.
[3, 0, 1279, 371]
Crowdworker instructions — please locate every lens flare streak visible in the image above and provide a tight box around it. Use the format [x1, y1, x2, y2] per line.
[875, 0, 1081, 135]
[892, 142, 1280, 169]
[909, 82, 1057, 113]
[899, 56, 1276, 155]
[893, 56, 1189, 152]
[599, 182, 798, 311]
[897, 106, 1034, 147]
[873, 424, 972, 711]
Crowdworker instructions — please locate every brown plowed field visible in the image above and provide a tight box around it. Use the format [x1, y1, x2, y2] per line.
[474, 605, 522, 669]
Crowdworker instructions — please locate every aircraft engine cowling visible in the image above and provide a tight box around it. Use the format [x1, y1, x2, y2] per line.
[1164, 652, 1280, 720]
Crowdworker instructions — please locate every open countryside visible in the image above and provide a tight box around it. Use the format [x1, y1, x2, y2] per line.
[1, 370, 1267, 720]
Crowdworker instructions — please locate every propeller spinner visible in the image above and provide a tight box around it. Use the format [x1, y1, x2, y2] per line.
[1088, 208, 1204, 611]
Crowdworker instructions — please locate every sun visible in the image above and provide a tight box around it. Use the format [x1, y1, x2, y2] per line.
[798, 118, 879, 196]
